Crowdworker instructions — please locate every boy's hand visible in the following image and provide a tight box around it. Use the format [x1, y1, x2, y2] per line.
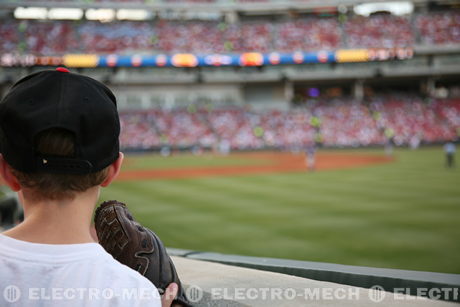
[161, 283, 178, 307]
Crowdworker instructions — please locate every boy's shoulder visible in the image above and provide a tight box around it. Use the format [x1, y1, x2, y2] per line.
[0, 235, 161, 306]
[74, 251, 162, 306]
[101, 252, 156, 287]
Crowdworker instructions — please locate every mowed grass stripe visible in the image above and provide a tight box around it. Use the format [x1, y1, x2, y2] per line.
[101, 148, 460, 273]
[122, 153, 270, 171]
[103, 178, 344, 257]
[105, 175, 459, 271]
[249, 164, 459, 211]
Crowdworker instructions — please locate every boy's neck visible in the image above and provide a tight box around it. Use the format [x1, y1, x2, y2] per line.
[2, 187, 99, 244]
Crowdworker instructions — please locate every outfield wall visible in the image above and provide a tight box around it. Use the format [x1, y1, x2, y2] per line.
[170, 255, 460, 306]
[169, 249, 460, 304]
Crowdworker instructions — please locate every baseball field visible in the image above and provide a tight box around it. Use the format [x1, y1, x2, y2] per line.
[101, 147, 460, 274]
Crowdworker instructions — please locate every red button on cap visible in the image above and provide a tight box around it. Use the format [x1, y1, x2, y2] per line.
[56, 67, 70, 73]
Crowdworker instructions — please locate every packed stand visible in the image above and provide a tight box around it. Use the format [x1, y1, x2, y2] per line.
[77, 21, 154, 54]
[432, 99, 460, 137]
[0, 20, 20, 53]
[118, 96, 459, 151]
[258, 110, 315, 148]
[119, 110, 161, 149]
[153, 21, 226, 54]
[206, 107, 264, 149]
[24, 21, 78, 55]
[344, 14, 414, 48]
[370, 94, 456, 145]
[311, 99, 382, 146]
[415, 11, 460, 45]
[2, 10, 459, 55]
[153, 108, 216, 147]
[273, 18, 340, 52]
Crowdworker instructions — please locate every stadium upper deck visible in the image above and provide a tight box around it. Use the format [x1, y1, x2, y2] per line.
[0, 10, 459, 55]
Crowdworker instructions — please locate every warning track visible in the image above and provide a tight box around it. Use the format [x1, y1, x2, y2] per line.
[117, 152, 393, 181]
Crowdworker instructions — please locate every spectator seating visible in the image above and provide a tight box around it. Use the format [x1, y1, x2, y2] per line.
[1, 10, 459, 55]
[118, 95, 460, 150]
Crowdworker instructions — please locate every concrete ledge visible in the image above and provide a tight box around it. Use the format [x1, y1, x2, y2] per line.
[168, 249, 460, 303]
[171, 257, 458, 307]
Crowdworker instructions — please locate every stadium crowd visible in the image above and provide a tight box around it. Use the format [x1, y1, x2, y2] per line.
[119, 94, 460, 150]
[1, 10, 459, 55]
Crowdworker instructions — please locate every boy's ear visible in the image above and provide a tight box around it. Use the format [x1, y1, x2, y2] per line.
[0, 154, 21, 192]
[101, 152, 124, 187]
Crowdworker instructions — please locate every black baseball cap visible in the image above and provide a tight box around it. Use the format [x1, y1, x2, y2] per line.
[0, 68, 120, 174]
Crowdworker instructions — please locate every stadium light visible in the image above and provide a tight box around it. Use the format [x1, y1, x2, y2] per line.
[48, 8, 83, 20]
[116, 9, 150, 21]
[86, 9, 115, 22]
[354, 2, 413, 16]
[14, 7, 47, 20]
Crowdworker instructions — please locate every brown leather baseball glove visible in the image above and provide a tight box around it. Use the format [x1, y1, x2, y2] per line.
[94, 200, 191, 306]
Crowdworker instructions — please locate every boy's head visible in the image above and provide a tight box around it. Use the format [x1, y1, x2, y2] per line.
[0, 68, 120, 200]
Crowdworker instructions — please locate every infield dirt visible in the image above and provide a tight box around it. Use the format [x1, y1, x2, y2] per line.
[117, 152, 393, 181]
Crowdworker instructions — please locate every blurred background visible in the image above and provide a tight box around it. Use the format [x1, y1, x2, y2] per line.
[0, 0, 459, 274]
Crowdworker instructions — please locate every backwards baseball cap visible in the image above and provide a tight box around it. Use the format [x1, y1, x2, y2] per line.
[0, 68, 120, 174]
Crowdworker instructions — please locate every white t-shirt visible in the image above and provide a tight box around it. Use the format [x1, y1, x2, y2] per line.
[0, 234, 161, 307]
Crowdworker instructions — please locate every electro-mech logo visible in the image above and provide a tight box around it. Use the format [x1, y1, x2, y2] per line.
[369, 285, 386, 302]
[186, 285, 203, 303]
[3, 285, 21, 303]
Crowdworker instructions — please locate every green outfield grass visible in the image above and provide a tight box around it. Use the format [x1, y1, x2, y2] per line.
[100, 147, 460, 274]
[122, 153, 271, 170]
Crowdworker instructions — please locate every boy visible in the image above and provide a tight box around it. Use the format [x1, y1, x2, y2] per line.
[0, 68, 177, 306]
